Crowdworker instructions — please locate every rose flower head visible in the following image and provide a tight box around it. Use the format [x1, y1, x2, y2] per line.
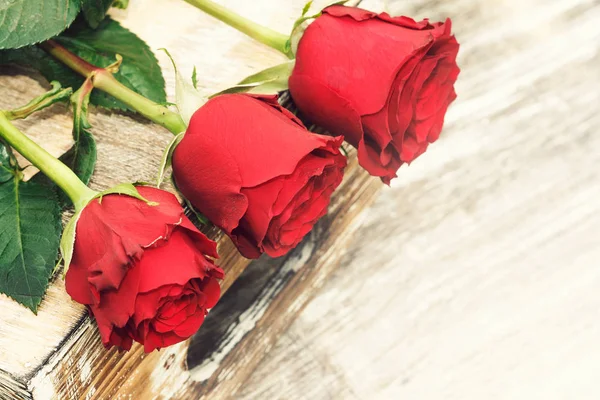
[289, 5, 460, 184]
[65, 186, 223, 352]
[172, 93, 346, 259]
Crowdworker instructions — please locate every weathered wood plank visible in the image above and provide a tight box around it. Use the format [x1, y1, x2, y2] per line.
[236, 0, 600, 398]
[187, 146, 381, 398]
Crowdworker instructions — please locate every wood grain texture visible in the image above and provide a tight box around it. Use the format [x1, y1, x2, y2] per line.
[186, 145, 381, 398]
[238, 0, 600, 399]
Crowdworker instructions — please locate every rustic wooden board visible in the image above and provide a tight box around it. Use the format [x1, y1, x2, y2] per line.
[235, 0, 600, 398]
[185, 144, 381, 398]
[0, 0, 384, 399]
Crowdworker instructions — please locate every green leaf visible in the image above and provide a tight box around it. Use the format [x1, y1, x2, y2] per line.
[58, 18, 167, 110]
[0, 46, 77, 91]
[0, 142, 15, 184]
[63, 79, 97, 186]
[0, 173, 62, 312]
[213, 61, 295, 97]
[0, 18, 167, 111]
[5, 81, 72, 121]
[112, 0, 129, 9]
[81, 0, 114, 29]
[58, 121, 97, 208]
[60, 125, 96, 191]
[0, 0, 81, 50]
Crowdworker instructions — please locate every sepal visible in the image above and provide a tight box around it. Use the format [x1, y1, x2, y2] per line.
[212, 61, 295, 97]
[157, 131, 185, 188]
[160, 48, 204, 127]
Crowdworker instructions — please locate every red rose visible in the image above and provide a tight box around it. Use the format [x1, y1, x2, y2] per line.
[65, 186, 223, 352]
[289, 5, 460, 184]
[172, 93, 346, 259]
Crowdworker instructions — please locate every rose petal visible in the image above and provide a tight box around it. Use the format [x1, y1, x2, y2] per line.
[65, 262, 95, 305]
[132, 286, 172, 326]
[89, 261, 142, 345]
[236, 177, 286, 252]
[294, 9, 435, 117]
[137, 230, 218, 293]
[143, 330, 187, 352]
[173, 311, 206, 338]
[200, 277, 221, 309]
[178, 216, 219, 259]
[289, 74, 364, 149]
[70, 187, 185, 296]
[172, 106, 248, 234]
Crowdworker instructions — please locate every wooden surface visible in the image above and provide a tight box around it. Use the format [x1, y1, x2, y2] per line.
[236, 0, 600, 399]
[1, 0, 598, 399]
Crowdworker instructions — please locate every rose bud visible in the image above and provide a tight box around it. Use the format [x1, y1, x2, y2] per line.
[65, 186, 223, 352]
[289, 5, 460, 184]
[172, 93, 346, 259]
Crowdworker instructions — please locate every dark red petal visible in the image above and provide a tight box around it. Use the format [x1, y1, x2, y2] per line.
[324, 6, 434, 31]
[323, 5, 378, 21]
[228, 229, 263, 259]
[289, 74, 364, 148]
[400, 136, 428, 163]
[70, 187, 185, 297]
[201, 95, 332, 188]
[173, 311, 206, 338]
[172, 104, 248, 234]
[89, 261, 142, 345]
[201, 277, 222, 309]
[143, 330, 188, 353]
[237, 177, 286, 251]
[271, 149, 339, 216]
[248, 93, 306, 128]
[65, 262, 95, 305]
[293, 11, 434, 117]
[106, 326, 133, 351]
[356, 135, 400, 184]
[132, 285, 172, 326]
[178, 216, 219, 259]
[137, 230, 216, 293]
[263, 161, 344, 256]
[155, 307, 188, 333]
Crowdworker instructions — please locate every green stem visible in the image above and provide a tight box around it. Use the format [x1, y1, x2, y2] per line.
[0, 112, 96, 210]
[39, 40, 187, 135]
[183, 0, 293, 58]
